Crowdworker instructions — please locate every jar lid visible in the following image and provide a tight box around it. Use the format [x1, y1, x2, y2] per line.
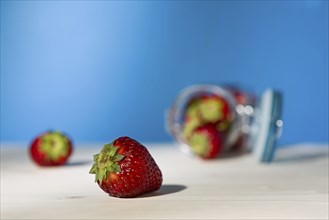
[251, 89, 283, 163]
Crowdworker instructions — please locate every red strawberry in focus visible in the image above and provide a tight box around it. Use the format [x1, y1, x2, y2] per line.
[29, 131, 73, 166]
[188, 124, 223, 159]
[89, 136, 163, 198]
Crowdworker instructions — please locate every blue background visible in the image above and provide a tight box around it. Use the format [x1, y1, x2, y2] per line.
[1, 1, 328, 145]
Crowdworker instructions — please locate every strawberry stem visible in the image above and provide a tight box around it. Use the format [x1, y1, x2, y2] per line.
[189, 132, 210, 157]
[39, 131, 69, 161]
[89, 143, 125, 184]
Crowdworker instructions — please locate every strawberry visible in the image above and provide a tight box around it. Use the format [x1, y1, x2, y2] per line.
[198, 95, 227, 123]
[29, 130, 73, 166]
[182, 94, 232, 140]
[89, 136, 163, 198]
[188, 124, 223, 159]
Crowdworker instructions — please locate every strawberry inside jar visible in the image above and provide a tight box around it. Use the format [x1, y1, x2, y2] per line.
[167, 84, 254, 159]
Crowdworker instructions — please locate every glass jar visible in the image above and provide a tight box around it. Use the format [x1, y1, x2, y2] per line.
[166, 84, 283, 162]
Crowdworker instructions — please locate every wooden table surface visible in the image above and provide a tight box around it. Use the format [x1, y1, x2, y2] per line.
[1, 143, 328, 220]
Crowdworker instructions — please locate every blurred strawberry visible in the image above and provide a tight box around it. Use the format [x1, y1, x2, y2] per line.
[198, 95, 227, 123]
[29, 130, 73, 166]
[188, 124, 223, 159]
[182, 94, 232, 141]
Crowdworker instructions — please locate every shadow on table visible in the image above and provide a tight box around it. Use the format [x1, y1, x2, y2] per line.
[139, 184, 187, 198]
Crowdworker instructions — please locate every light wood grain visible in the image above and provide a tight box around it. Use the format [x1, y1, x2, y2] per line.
[1, 143, 328, 219]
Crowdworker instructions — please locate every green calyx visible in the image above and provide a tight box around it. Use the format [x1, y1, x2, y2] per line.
[199, 98, 223, 123]
[39, 131, 69, 161]
[189, 132, 209, 157]
[89, 143, 125, 184]
[182, 117, 201, 140]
